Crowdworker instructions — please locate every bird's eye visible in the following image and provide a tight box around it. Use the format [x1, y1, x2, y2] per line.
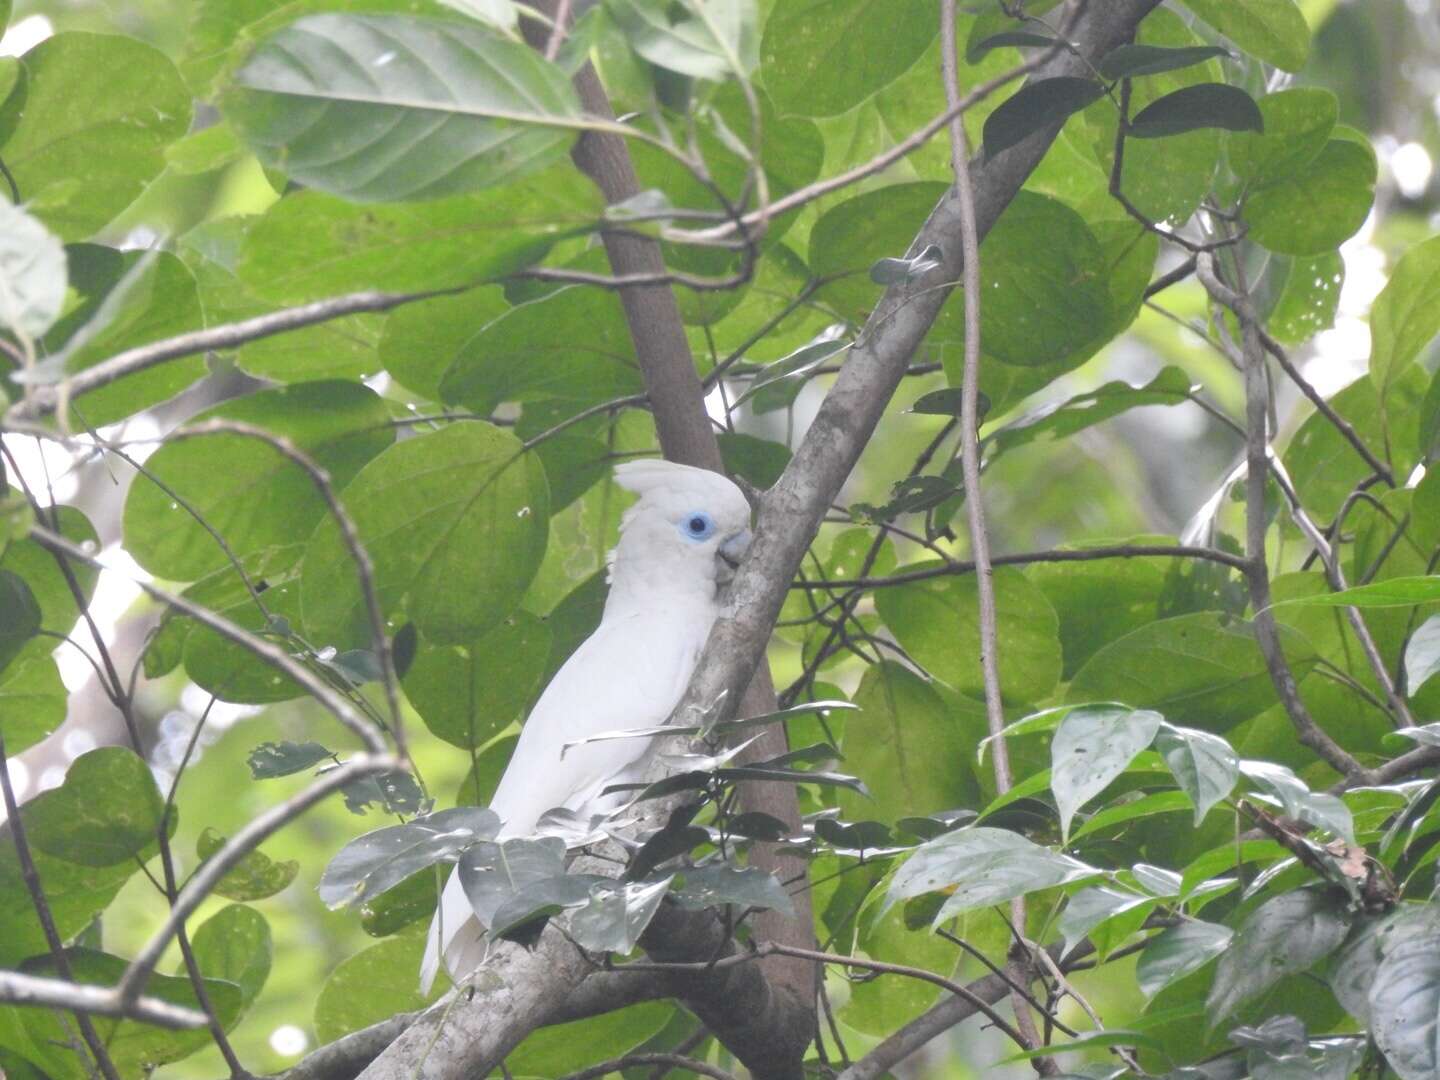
[679, 512, 716, 541]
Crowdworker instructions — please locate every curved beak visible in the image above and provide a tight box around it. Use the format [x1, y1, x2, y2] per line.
[718, 529, 752, 576]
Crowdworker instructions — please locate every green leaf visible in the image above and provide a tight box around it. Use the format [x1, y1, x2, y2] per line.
[608, 0, 757, 80]
[982, 77, 1107, 158]
[123, 382, 394, 582]
[1136, 918, 1232, 999]
[987, 367, 1195, 457]
[0, 571, 39, 674]
[1240, 760, 1353, 841]
[888, 826, 1097, 917]
[1264, 251, 1343, 344]
[0, 200, 65, 339]
[19, 949, 240, 1073]
[196, 827, 300, 902]
[1272, 575, 1440, 609]
[1229, 87, 1337, 189]
[315, 933, 439, 1043]
[1068, 613, 1317, 732]
[569, 876, 672, 953]
[717, 432, 790, 489]
[320, 806, 501, 908]
[1051, 705, 1163, 840]
[1330, 905, 1440, 1025]
[1406, 616, 1440, 697]
[1207, 886, 1350, 1023]
[505, 1002, 673, 1077]
[38, 246, 207, 427]
[671, 864, 792, 914]
[0, 647, 66, 755]
[1058, 884, 1153, 954]
[1370, 234, 1440, 402]
[967, 30, 1060, 63]
[1127, 83, 1263, 139]
[248, 740, 334, 779]
[238, 165, 599, 303]
[189, 904, 272, 1013]
[1098, 44, 1231, 79]
[361, 867, 439, 937]
[225, 14, 581, 200]
[457, 835, 566, 926]
[840, 662, 980, 827]
[732, 335, 846, 414]
[0, 506, 97, 638]
[1246, 138, 1376, 256]
[876, 566, 1061, 706]
[164, 121, 245, 176]
[1154, 725, 1239, 824]
[759, 0, 935, 117]
[0, 33, 191, 240]
[403, 611, 550, 750]
[23, 748, 166, 867]
[437, 286, 643, 413]
[1178, 0, 1310, 72]
[301, 422, 550, 647]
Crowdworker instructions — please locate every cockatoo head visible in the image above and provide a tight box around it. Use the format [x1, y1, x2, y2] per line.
[609, 460, 753, 604]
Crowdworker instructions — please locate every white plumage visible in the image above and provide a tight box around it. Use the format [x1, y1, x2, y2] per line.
[420, 459, 753, 992]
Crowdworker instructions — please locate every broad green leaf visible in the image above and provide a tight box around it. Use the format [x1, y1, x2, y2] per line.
[759, 0, 935, 117]
[438, 286, 642, 412]
[457, 835, 566, 927]
[839, 662, 979, 827]
[717, 432, 790, 489]
[189, 904, 272, 1012]
[403, 612, 550, 750]
[0, 506, 99, 637]
[0, 835, 135, 966]
[1240, 760, 1354, 841]
[320, 807, 501, 908]
[1098, 44, 1232, 80]
[982, 77, 1106, 158]
[0, 647, 65, 755]
[875, 566, 1061, 706]
[1370, 234, 1440, 401]
[315, 933, 440, 1043]
[507, 1002, 674, 1076]
[888, 826, 1097, 917]
[249, 740, 335, 780]
[1246, 138, 1376, 256]
[1068, 613, 1317, 732]
[23, 748, 166, 867]
[226, 14, 581, 200]
[569, 876, 672, 953]
[19, 949, 240, 1074]
[1137, 918, 1232, 999]
[39, 247, 207, 427]
[378, 286, 512, 400]
[1068, 789, 1193, 843]
[1058, 885, 1153, 953]
[124, 382, 394, 582]
[0, 200, 65, 339]
[361, 867, 439, 937]
[1264, 251, 1343, 344]
[164, 121, 245, 176]
[1229, 87, 1337, 189]
[1406, 615, 1440, 697]
[197, 827, 300, 901]
[238, 165, 600, 303]
[0, 33, 191, 240]
[1331, 904, 1440, 1025]
[1155, 725, 1239, 823]
[0, 571, 39, 673]
[987, 367, 1195, 457]
[1051, 705, 1163, 840]
[1127, 84, 1262, 139]
[302, 422, 550, 647]
[1208, 887, 1350, 1023]
[609, 0, 757, 80]
[1273, 575, 1440, 609]
[1179, 0, 1310, 72]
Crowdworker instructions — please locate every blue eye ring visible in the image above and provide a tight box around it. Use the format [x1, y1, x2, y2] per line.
[680, 511, 717, 541]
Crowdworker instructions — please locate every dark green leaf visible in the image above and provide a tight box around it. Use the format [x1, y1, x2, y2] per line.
[671, 864, 793, 914]
[1137, 918, 1232, 999]
[189, 904, 271, 1013]
[226, 14, 580, 200]
[1207, 887, 1350, 1023]
[1051, 705, 1163, 839]
[1099, 44, 1231, 79]
[967, 30, 1061, 63]
[302, 422, 550, 647]
[339, 768, 427, 816]
[24, 748, 166, 867]
[1127, 83, 1262, 139]
[982, 77, 1106, 159]
[490, 872, 608, 939]
[907, 387, 992, 420]
[718, 432, 791, 489]
[196, 827, 299, 902]
[361, 867, 439, 937]
[457, 835, 566, 927]
[320, 807, 500, 908]
[248, 741, 333, 779]
[569, 876, 671, 953]
[1229, 87, 1337, 189]
[0, 571, 40, 673]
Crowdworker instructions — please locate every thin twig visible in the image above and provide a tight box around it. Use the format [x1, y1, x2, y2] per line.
[0, 970, 208, 1029]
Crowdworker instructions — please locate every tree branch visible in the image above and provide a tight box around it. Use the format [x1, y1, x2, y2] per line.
[0, 969, 208, 1029]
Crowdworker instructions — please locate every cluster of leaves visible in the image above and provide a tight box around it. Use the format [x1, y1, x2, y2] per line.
[0, 0, 1437, 1076]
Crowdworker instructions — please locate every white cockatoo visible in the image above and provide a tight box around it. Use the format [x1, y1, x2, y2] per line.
[419, 459, 754, 992]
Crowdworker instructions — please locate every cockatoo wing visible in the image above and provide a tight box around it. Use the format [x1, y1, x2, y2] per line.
[420, 609, 709, 992]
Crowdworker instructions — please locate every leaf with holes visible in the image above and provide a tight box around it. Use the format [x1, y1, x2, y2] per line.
[1051, 705, 1163, 840]
[1155, 724, 1239, 824]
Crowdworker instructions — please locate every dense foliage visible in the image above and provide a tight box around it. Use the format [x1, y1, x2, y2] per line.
[1, 0, 1439, 1077]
